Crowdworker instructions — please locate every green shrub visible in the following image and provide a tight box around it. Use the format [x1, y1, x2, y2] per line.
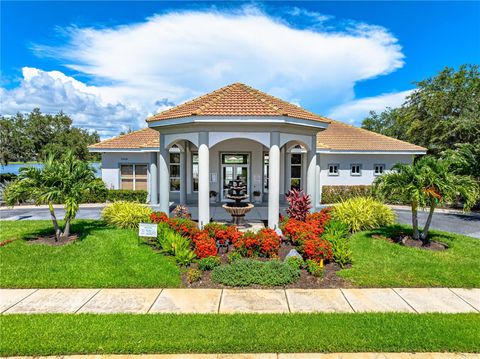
[187, 268, 202, 283]
[211, 258, 300, 286]
[285, 256, 304, 270]
[227, 251, 242, 263]
[0, 173, 17, 184]
[198, 256, 221, 271]
[101, 201, 152, 229]
[332, 197, 395, 232]
[321, 185, 373, 204]
[81, 178, 108, 203]
[306, 259, 324, 277]
[107, 189, 148, 203]
[322, 220, 352, 268]
[157, 223, 196, 266]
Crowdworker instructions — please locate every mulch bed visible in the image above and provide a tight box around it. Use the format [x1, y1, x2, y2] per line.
[372, 234, 448, 251]
[27, 234, 79, 246]
[182, 242, 352, 289]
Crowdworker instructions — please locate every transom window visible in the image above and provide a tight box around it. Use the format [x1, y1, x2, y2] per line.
[169, 153, 181, 191]
[374, 164, 385, 175]
[350, 164, 362, 176]
[222, 154, 248, 164]
[120, 164, 147, 190]
[328, 163, 339, 176]
[290, 153, 302, 190]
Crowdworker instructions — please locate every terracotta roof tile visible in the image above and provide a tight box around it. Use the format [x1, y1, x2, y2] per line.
[88, 128, 159, 150]
[147, 83, 330, 123]
[317, 120, 426, 152]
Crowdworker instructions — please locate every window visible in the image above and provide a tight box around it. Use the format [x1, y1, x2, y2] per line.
[169, 153, 181, 191]
[290, 153, 302, 189]
[374, 164, 385, 175]
[222, 154, 248, 164]
[120, 164, 147, 190]
[192, 154, 199, 192]
[328, 163, 339, 176]
[263, 153, 269, 192]
[350, 164, 362, 176]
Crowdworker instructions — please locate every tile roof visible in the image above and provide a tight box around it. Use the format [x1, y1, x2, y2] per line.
[89, 124, 426, 152]
[316, 121, 426, 152]
[147, 83, 330, 124]
[88, 128, 159, 150]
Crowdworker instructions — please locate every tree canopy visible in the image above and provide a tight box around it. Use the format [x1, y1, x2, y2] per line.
[0, 108, 100, 164]
[362, 64, 480, 157]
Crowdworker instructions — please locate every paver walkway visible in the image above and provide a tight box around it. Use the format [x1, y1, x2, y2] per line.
[1, 288, 479, 314]
[6, 353, 480, 358]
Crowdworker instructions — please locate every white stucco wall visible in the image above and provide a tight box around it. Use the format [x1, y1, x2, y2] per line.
[319, 153, 413, 187]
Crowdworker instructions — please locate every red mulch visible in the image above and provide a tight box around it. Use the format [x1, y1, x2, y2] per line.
[372, 234, 448, 251]
[27, 234, 79, 246]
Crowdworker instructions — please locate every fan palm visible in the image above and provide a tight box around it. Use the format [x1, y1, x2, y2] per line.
[4, 151, 106, 240]
[374, 156, 478, 244]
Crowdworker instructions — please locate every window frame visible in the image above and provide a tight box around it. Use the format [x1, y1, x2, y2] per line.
[374, 163, 386, 176]
[263, 152, 269, 193]
[119, 163, 149, 191]
[192, 152, 199, 192]
[328, 163, 339, 176]
[290, 153, 303, 190]
[169, 152, 181, 192]
[350, 163, 362, 176]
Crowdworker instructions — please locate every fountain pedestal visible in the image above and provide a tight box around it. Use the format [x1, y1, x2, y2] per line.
[222, 179, 254, 227]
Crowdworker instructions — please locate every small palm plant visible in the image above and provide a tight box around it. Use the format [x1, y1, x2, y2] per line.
[4, 151, 106, 241]
[374, 156, 479, 244]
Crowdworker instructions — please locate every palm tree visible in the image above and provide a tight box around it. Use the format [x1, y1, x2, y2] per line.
[4, 151, 106, 240]
[374, 156, 479, 244]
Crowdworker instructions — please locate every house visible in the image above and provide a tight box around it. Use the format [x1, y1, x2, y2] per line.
[89, 83, 426, 228]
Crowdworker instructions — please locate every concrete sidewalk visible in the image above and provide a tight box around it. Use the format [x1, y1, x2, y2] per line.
[1, 288, 479, 314]
[5, 354, 480, 358]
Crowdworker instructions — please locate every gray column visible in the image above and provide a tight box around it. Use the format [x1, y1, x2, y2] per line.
[150, 152, 158, 205]
[285, 152, 291, 193]
[198, 132, 210, 228]
[159, 134, 170, 215]
[306, 135, 317, 212]
[268, 131, 280, 229]
[180, 141, 187, 205]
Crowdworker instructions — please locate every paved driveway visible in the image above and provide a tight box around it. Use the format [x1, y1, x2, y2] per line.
[394, 209, 480, 238]
[1, 206, 479, 238]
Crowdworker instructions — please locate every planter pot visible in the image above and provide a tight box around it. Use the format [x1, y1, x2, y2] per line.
[210, 197, 217, 204]
[253, 196, 262, 204]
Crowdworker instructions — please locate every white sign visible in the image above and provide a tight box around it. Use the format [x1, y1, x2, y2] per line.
[138, 223, 158, 238]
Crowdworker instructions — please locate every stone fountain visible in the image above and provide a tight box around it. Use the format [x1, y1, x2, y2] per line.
[222, 177, 254, 226]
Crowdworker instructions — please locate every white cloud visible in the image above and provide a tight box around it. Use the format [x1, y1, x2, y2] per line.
[327, 89, 412, 125]
[2, 6, 405, 137]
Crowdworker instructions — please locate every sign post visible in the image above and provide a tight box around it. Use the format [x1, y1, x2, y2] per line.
[138, 223, 158, 245]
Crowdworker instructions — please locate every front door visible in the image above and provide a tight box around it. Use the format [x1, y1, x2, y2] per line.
[221, 153, 250, 201]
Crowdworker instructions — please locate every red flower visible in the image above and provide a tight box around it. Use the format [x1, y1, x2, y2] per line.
[194, 238, 218, 258]
[303, 237, 333, 263]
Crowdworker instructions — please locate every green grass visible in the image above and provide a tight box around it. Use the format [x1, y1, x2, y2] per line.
[1, 313, 479, 355]
[338, 224, 480, 287]
[0, 220, 181, 288]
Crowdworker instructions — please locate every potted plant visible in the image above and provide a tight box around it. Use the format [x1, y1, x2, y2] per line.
[253, 190, 262, 203]
[209, 190, 218, 203]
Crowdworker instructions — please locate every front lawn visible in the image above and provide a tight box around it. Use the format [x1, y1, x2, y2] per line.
[1, 313, 479, 355]
[0, 220, 181, 288]
[338, 224, 480, 287]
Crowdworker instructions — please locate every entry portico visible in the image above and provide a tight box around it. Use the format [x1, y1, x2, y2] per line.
[147, 83, 330, 228]
[89, 83, 427, 229]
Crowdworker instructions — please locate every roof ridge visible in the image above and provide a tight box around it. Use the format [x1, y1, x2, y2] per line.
[239, 83, 284, 115]
[327, 119, 426, 150]
[194, 83, 234, 115]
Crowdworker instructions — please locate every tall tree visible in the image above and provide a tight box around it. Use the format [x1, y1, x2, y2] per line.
[0, 109, 100, 164]
[362, 64, 480, 156]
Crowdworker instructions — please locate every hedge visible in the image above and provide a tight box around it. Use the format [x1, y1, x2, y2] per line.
[321, 185, 373, 204]
[106, 189, 148, 203]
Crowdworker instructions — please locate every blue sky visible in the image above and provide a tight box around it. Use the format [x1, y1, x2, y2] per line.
[2, 1, 479, 138]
